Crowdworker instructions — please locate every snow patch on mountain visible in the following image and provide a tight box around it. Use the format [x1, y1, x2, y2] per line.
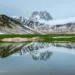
[12, 16, 19, 19]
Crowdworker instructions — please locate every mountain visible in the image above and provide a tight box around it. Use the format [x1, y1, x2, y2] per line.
[45, 18, 75, 33]
[12, 11, 53, 25]
[1, 11, 75, 34]
[0, 15, 41, 34]
[12, 11, 53, 33]
[30, 11, 53, 21]
[12, 11, 75, 34]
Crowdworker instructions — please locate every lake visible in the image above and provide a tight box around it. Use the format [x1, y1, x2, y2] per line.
[0, 42, 75, 75]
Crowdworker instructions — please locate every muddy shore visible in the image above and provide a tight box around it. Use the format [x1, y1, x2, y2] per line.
[0, 37, 40, 42]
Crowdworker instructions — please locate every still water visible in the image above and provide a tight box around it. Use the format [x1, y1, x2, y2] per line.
[0, 42, 75, 75]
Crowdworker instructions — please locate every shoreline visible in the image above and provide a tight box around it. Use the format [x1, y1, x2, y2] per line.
[0, 37, 75, 42]
[0, 37, 40, 42]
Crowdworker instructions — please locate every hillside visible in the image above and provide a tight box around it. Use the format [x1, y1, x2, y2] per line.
[0, 15, 41, 34]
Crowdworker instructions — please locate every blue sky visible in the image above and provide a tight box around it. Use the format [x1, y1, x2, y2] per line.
[0, 0, 75, 19]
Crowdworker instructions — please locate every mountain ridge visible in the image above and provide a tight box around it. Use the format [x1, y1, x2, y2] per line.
[1, 11, 75, 34]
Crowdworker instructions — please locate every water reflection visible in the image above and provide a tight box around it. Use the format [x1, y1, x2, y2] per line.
[0, 42, 75, 61]
[0, 42, 75, 75]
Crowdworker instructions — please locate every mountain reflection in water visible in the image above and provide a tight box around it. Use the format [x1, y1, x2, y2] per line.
[0, 42, 75, 61]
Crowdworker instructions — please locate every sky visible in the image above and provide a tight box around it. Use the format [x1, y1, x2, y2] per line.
[0, 0, 75, 19]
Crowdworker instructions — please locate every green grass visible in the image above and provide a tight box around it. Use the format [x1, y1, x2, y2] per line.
[0, 34, 75, 38]
[43, 37, 75, 42]
[0, 34, 75, 42]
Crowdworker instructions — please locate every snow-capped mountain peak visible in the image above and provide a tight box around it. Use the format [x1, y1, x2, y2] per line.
[30, 11, 53, 21]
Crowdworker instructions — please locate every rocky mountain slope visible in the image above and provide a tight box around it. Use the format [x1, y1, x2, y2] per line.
[0, 15, 42, 34]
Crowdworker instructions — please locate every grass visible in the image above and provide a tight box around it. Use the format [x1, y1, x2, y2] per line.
[0, 34, 75, 42]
